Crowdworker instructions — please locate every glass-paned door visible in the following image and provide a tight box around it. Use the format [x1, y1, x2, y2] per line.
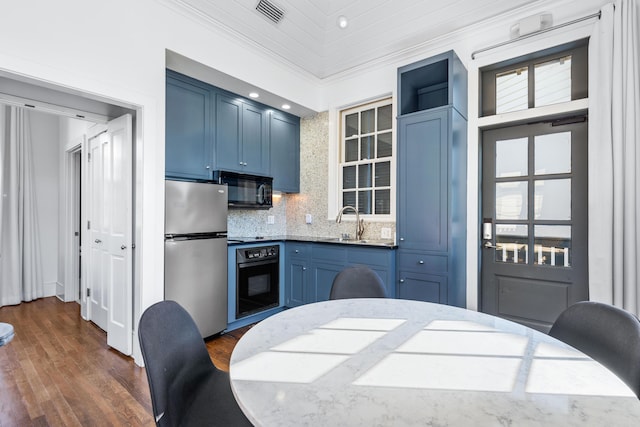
[481, 120, 588, 332]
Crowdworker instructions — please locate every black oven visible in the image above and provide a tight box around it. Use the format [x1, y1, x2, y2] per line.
[236, 245, 279, 318]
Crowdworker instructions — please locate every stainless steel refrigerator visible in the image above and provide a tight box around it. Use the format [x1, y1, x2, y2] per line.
[165, 180, 228, 338]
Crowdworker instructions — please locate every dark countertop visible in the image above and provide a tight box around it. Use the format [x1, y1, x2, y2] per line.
[227, 235, 397, 248]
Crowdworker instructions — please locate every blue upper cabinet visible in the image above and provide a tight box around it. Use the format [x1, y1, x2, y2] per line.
[215, 94, 243, 172]
[269, 110, 300, 193]
[398, 50, 467, 119]
[215, 93, 269, 176]
[242, 103, 269, 175]
[166, 70, 299, 188]
[165, 70, 213, 180]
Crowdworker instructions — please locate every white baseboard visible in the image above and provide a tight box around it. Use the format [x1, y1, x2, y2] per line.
[44, 281, 58, 298]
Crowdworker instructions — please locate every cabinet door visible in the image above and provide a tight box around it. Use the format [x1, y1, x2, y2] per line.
[312, 262, 344, 302]
[398, 271, 448, 303]
[215, 94, 243, 172]
[166, 76, 212, 179]
[270, 111, 300, 192]
[242, 103, 269, 175]
[286, 258, 308, 307]
[398, 110, 449, 251]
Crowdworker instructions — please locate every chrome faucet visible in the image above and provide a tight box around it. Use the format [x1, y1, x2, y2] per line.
[335, 205, 365, 240]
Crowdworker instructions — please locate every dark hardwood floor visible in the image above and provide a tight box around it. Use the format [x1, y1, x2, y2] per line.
[0, 297, 250, 426]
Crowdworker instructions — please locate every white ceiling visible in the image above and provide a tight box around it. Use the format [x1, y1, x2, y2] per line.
[173, 0, 540, 79]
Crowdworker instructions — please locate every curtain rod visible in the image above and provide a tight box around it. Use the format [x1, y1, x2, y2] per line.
[471, 11, 601, 60]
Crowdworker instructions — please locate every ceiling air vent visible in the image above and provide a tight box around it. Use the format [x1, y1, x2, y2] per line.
[256, 0, 285, 24]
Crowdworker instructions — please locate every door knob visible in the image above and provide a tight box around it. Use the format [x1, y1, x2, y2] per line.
[418, 260, 424, 264]
[121, 245, 127, 250]
[95, 239, 102, 243]
[399, 279, 405, 283]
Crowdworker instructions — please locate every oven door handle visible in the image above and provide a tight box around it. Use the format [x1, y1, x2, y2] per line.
[237, 259, 278, 269]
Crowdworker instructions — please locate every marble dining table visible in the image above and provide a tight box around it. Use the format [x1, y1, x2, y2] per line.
[229, 299, 640, 426]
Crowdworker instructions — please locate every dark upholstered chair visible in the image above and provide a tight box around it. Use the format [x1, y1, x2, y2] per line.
[138, 300, 252, 426]
[329, 265, 387, 300]
[549, 301, 640, 398]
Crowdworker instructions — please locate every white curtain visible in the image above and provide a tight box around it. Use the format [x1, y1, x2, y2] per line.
[0, 105, 44, 306]
[588, 0, 640, 316]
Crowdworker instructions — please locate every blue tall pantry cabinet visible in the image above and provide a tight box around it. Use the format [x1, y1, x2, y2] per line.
[396, 50, 468, 307]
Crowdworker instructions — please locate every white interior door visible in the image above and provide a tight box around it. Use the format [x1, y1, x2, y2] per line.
[87, 114, 133, 355]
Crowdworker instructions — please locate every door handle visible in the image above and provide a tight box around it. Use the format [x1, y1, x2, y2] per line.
[95, 239, 102, 244]
[121, 245, 127, 250]
[483, 242, 501, 249]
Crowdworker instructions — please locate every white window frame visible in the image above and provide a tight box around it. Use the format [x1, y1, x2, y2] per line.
[336, 97, 395, 221]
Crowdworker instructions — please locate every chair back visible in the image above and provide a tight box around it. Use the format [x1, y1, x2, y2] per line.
[329, 265, 387, 300]
[549, 301, 640, 397]
[138, 300, 214, 426]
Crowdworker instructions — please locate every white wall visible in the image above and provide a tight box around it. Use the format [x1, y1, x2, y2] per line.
[0, 0, 608, 363]
[30, 110, 60, 296]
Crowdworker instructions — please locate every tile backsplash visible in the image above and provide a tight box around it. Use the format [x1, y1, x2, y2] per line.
[228, 111, 396, 240]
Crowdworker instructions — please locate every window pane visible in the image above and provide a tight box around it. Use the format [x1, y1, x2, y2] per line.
[496, 181, 528, 220]
[535, 56, 572, 108]
[343, 166, 356, 189]
[375, 162, 390, 187]
[361, 136, 374, 160]
[377, 132, 392, 158]
[535, 132, 571, 175]
[377, 104, 392, 131]
[375, 189, 390, 214]
[361, 109, 374, 134]
[534, 179, 571, 220]
[496, 67, 529, 114]
[535, 225, 571, 266]
[345, 138, 358, 162]
[496, 224, 528, 264]
[345, 113, 358, 138]
[496, 137, 527, 178]
[343, 191, 356, 209]
[358, 190, 372, 214]
[358, 164, 372, 188]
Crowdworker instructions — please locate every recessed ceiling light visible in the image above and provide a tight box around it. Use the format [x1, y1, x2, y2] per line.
[282, 104, 291, 110]
[337, 15, 348, 29]
[249, 92, 260, 98]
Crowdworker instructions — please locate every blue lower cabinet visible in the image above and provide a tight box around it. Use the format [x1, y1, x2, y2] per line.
[284, 242, 396, 306]
[312, 262, 344, 302]
[397, 271, 447, 303]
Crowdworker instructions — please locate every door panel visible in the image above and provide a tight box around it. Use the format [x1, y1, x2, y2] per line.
[88, 133, 108, 330]
[481, 120, 587, 332]
[86, 114, 133, 356]
[105, 114, 133, 355]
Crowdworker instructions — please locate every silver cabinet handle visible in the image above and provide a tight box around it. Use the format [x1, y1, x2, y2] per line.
[418, 260, 424, 265]
[95, 239, 102, 243]
[295, 249, 299, 253]
[399, 279, 405, 283]
[302, 267, 306, 271]
[399, 237, 404, 241]
[121, 245, 127, 250]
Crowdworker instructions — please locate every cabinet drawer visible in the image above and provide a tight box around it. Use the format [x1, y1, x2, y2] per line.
[312, 244, 346, 263]
[398, 251, 447, 273]
[348, 247, 392, 267]
[287, 243, 310, 258]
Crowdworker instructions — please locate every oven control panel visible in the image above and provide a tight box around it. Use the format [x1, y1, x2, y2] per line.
[237, 245, 279, 263]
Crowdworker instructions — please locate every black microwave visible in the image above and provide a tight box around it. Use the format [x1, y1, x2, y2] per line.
[213, 170, 273, 209]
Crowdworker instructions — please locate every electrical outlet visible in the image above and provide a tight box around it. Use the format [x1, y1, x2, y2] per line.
[381, 227, 391, 239]
[267, 215, 275, 224]
[305, 214, 312, 224]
